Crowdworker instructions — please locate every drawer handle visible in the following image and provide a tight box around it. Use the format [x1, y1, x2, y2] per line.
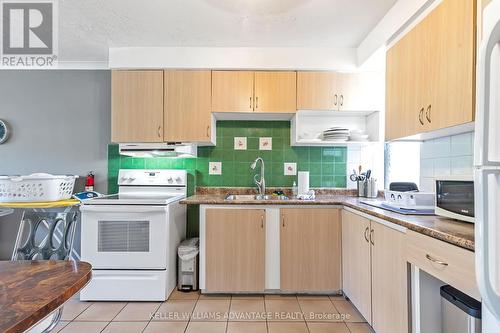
[255, 96, 259, 109]
[340, 94, 344, 107]
[250, 97, 252, 109]
[334, 94, 338, 106]
[370, 229, 374, 246]
[158, 125, 162, 138]
[418, 108, 424, 125]
[282, 215, 285, 228]
[206, 125, 210, 138]
[364, 227, 370, 243]
[261, 215, 264, 229]
[426, 254, 448, 266]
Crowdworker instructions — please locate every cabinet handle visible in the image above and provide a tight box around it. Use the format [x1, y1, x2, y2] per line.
[426, 105, 432, 123]
[256, 96, 259, 109]
[250, 97, 252, 109]
[340, 94, 344, 107]
[370, 229, 374, 245]
[261, 215, 264, 229]
[364, 226, 370, 243]
[282, 215, 285, 227]
[425, 254, 448, 266]
[157, 125, 162, 138]
[418, 108, 424, 125]
[206, 125, 210, 138]
[334, 94, 338, 106]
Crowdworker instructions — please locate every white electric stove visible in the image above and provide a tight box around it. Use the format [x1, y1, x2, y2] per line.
[80, 169, 187, 301]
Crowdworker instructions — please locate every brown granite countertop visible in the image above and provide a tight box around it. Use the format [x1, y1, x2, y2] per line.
[0, 260, 92, 333]
[181, 189, 475, 251]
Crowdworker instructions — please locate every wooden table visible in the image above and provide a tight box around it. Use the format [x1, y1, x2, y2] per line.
[0, 260, 92, 333]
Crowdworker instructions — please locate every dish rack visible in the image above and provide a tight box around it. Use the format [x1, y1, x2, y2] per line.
[0, 173, 78, 203]
[384, 190, 435, 210]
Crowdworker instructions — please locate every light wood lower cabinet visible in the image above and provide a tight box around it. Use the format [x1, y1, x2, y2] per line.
[342, 209, 408, 332]
[111, 70, 164, 143]
[205, 208, 265, 292]
[280, 208, 341, 292]
[341, 209, 372, 323]
[371, 220, 408, 333]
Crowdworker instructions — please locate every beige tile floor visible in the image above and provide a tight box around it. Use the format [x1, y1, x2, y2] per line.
[54, 291, 374, 333]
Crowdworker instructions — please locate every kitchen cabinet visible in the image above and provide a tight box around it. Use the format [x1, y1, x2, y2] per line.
[164, 70, 213, 143]
[341, 209, 372, 323]
[205, 208, 265, 292]
[254, 71, 297, 112]
[342, 209, 408, 332]
[385, 0, 476, 140]
[280, 208, 341, 292]
[212, 71, 254, 112]
[371, 219, 408, 333]
[111, 70, 164, 143]
[212, 71, 296, 113]
[297, 71, 382, 111]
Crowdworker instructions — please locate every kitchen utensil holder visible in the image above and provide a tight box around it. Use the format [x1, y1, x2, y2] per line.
[357, 180, 367, 197]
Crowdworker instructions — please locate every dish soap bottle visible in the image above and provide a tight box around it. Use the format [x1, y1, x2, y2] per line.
[292, 181, 298, 197]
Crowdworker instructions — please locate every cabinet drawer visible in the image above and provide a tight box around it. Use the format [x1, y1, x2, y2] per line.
[406, 230, 479, 299]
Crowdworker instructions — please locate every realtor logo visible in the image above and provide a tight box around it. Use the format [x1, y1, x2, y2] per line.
[1, 0, 58, 67]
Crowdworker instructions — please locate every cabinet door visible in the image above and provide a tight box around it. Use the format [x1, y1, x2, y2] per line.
[280, 208, 341, 291]
[164, 70, 212, 142]
[341, 210, 371, 323]
[386, 37, 408, 140]
[337, 72, 383, 112]
[212, 71, 254, 112]
[429, 0, 476, 130]
[297, 71, 339, 110]
[111, 70, 164, 143]
[371, 222, 408, 333]
[254, 71, 297, 113]
[205, 208, 265, 292]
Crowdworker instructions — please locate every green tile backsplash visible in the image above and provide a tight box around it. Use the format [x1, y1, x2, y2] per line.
[108, 121, 347, 193]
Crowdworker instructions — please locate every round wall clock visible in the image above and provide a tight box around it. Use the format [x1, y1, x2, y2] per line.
[0, 120, 10, 144]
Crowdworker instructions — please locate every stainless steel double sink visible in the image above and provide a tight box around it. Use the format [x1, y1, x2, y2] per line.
[224, 194, 289, 201]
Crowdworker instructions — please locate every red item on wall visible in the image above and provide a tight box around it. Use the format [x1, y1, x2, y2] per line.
[85, 171, 95, 191]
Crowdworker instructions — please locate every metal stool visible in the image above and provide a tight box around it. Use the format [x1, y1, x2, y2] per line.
[12, 206, 79, 333]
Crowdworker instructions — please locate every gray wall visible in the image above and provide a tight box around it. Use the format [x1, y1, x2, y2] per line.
[0, 70, 111, 259]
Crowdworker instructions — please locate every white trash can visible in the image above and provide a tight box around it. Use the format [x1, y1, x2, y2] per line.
[177, 238, 199, 291]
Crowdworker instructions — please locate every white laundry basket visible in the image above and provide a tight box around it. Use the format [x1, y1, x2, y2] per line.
[0, 173, 78, 203]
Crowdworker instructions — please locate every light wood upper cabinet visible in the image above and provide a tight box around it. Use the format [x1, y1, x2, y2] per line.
[212, 71, 296, 113]
[212, 71, 254, 112]
[385, 0, 476, 140]
[337, 72, 383, 112]
[164, 70, 212, 142]
[280, 208, 341, 292]
[254, 71, 297, 113]
[111, 70, 164, 143]
[341, 210, 372, 323]
[297, 71, 339, 110]
[205, 208, 265, 292]
[371, 220, 408, 333]
[430, 0, 476, 130]
[297, 71, 382, 111]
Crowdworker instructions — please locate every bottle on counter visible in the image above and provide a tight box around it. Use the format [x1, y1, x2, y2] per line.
[85, 171, 95, 192]
[292, 181, 298, 197]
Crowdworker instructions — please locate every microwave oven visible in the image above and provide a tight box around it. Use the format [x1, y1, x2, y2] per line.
[435, 177, 474, 223]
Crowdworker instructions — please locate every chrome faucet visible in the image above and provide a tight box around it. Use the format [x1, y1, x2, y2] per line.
[250, 157, 266, 196]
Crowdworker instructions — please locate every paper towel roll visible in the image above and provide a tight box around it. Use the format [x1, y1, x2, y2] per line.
[298, 171, 310, 195]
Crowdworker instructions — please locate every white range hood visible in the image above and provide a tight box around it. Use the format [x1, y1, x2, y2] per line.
[119, 143, 197, 158]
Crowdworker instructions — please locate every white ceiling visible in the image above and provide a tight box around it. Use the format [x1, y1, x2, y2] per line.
[59, 0, 397, 64]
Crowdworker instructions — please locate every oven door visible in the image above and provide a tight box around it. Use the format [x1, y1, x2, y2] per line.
[80, 205, 168, 269]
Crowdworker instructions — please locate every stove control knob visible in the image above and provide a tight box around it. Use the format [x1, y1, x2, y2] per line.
[167, 177, 174, 183]
[119, 177, 128, 182]
[129, 177, 136, 182]
[175, 177, 182, 183]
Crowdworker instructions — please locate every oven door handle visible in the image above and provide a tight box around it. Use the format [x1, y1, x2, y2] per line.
[79, 205, 168, 213]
